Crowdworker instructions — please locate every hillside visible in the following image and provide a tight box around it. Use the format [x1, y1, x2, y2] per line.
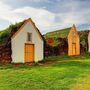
[44, 28, 71, 46]
[44, 27, 89, 47]
[44, 27, 71, 38]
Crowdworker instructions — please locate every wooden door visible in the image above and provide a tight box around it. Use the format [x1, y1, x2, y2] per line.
[25, 44, 34, 62]
[72, 43, 76, 55]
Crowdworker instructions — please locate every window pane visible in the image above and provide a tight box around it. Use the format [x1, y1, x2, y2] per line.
[27, 33, 32, 41]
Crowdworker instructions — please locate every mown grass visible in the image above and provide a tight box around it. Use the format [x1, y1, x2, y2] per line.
[71, 74, 90, 90]
[0, 54, 90, 90]
[45, 52, 90, 61]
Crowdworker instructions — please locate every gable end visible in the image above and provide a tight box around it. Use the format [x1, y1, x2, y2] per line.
[11, 18, 43, 41]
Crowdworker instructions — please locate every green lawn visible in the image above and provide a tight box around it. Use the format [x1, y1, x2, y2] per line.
[45, 52, 90, 61]
[0, 54, 90, 90]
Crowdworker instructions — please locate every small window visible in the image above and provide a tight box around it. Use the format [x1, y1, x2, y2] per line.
[27, 33, 32, 42]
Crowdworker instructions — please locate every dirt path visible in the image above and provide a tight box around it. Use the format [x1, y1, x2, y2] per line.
[40, 60, 66, 65]
[12, 60, 79, 67]
[39, 60, 81, 65]
[12, 60, 80, 67]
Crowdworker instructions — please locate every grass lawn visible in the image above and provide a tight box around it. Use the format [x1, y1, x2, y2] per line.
[45, 53, 90, 61]
[0, 53, 90, 90]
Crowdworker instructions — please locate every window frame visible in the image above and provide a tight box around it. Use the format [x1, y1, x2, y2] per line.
[27, 32, 32, 42]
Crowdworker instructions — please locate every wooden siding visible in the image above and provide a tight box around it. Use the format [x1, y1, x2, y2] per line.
[68, 25, 80, 56]
[25, 43, 34, 63]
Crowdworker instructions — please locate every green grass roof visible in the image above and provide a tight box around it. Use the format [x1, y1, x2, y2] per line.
[44, 27, 71, 38]
[0, 21, 23, 44]
[44, 27, 89, 46]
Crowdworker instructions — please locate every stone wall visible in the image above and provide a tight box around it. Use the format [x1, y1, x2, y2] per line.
[0, 42, 12, 64]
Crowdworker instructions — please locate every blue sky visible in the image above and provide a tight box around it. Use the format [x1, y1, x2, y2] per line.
[0, 0, 90, 33]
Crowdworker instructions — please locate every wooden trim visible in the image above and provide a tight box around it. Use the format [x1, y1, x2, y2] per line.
[25, 43, 34, 45]
[29, 18, 43, 41]
[24, 43, 35, 63]
[11, 18, 43, 41]
[24, 44, 25, 63]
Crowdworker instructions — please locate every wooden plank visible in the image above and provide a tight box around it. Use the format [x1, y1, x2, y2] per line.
[25, 44, 34, 62]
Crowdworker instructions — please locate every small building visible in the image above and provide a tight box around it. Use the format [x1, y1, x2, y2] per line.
[0, 18, 44, 63]
[68, 24, 80, 56]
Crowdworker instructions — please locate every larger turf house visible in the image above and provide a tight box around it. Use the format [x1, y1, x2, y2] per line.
[44, 25, 89, 56]
[0, 18, 44, 63]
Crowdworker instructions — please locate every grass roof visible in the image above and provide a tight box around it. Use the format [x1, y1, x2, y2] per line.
[44, 27, 89, 46]
[44, 27, 71, 38]
[0, 21, 24, 44]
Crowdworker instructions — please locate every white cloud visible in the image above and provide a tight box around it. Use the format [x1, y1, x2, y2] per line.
[0, 1, 22, 23]
[12, 6, 55, 27]
[0, 0, 90, 33]
[0, 1, 56, 33]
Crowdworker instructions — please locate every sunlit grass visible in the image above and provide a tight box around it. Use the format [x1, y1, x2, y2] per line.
[0, 59, 89, 90]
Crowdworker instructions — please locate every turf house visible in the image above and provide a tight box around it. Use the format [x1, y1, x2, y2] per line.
[0, 18, 44, 63]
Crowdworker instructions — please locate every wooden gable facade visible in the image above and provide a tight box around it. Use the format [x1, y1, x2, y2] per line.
[68, 24, 80, 56]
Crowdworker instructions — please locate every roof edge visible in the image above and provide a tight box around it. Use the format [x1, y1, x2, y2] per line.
[11, 18, 43, 41]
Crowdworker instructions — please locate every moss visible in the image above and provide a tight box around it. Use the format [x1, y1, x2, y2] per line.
[44, 27, 71, 38]
[0, 21, 23, 44]
[44, 28, 89, 52]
